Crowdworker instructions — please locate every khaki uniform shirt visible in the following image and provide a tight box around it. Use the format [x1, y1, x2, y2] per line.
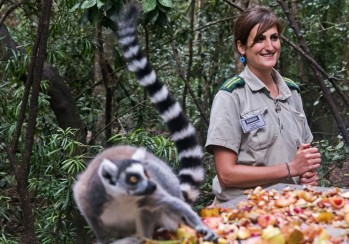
[205, 66, 313, 203]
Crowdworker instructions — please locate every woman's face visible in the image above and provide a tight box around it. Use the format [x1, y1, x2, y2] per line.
[238, 24, 281, 74]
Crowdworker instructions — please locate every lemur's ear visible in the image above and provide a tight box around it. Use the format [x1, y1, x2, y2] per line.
[98, 159, 118, 185]
[132, 148, 147, 161]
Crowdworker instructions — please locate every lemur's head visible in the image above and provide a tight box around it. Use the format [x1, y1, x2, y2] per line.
[98, 158, 156, 196]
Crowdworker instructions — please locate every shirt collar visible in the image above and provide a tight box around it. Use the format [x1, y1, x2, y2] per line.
[239, 66, 292, 100]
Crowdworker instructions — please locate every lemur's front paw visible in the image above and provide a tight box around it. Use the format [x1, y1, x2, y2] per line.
[196, 225, 218, 242]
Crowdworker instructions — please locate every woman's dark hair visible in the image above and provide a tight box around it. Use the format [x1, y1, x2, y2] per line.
[233, 6, 283, 51]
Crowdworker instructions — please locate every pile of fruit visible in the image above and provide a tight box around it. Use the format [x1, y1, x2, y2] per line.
[153, 186, 349, 243]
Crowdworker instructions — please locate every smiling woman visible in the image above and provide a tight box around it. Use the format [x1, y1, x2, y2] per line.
[238, 25, 281, 92]
[205, 6, 322, 204]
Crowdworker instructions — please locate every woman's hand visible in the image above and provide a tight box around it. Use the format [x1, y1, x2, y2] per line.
[289, 143, 321, 177]
[299, 170, 319, 186]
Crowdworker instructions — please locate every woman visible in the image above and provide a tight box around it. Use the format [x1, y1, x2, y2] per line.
[205, 6, 321, 203]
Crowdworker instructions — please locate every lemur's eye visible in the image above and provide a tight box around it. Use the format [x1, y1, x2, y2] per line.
[128, 175, 139, 184]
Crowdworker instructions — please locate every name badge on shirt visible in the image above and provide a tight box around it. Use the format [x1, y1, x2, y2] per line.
[240, 114, 266, 133]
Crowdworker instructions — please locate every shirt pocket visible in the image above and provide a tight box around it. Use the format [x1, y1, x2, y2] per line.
[290, 109, 307, 144]
[241, 106, 278, 151]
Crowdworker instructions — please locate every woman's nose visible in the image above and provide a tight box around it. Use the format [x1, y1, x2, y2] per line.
[264, 39, 273, 49]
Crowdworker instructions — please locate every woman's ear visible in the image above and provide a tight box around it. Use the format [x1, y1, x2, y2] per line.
[236, 40, 246, 55]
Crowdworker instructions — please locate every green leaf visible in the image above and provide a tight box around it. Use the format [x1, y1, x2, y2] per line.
[143, 8, 159, 25]
[106, 6, 120, 22]
[142, 0, 157, 13]
[96, 0, 107, 9]
[81, 0, 97, 9]
[158, 0, 173, 8]
[332, 154, 344, 161]
[335, 141, 344, 150]
[85, 6, 101, 24]
[69, 3, 82, 12]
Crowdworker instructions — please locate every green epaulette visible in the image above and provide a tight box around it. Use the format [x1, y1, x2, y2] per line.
[220, 75, 245, 93]
[283, 77, 300, 93]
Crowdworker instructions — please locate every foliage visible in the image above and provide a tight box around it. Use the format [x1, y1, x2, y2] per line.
[0, 17, 100, 240]
[71, 0, 174, 30]
[109, 128, 179, 169]
[29, 128, 102, 244]
[316, 138, 349, 187]
[1, 0, 349, 241]
[0, 124, 102, 243]
[76, 94, 104, 131]
[195, 153, 217, 209]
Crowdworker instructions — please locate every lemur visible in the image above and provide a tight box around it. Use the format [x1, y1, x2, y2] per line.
[73, 3, 217, 244]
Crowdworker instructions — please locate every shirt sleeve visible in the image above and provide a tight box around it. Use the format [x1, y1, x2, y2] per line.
[205, 90, 243, 154]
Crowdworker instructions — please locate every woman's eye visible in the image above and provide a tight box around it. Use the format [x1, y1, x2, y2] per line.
[256, 36, 265, 43]
[271, 35, 279, 41]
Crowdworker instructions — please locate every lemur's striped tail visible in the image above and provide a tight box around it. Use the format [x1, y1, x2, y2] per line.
[117, 3, 204, 203]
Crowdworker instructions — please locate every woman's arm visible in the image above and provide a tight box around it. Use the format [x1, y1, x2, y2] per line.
[213, 144, 321, 188]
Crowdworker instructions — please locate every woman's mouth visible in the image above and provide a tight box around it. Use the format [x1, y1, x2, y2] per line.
[260, 53, 274, 57]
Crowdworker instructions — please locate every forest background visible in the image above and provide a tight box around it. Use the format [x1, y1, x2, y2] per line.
[1, 0, 349, 243]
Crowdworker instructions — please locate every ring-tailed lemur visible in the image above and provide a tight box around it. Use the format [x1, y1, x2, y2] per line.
[73, 3, 217, 244]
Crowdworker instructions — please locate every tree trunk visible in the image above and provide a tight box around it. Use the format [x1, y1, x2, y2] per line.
[0, 11, 90, 244]
[6, 0, 53, 242]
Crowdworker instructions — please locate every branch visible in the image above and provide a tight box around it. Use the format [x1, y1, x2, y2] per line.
[169, 0, 209, 126]
[278, 1, 349, 108]
[194, 16, 236, 32]
[0, 0, 25, 27]
[221, 0, 244, 11]
[171, 40, 209, 126]
[96, 24, 116, 143]
[184, 1, 197, 112]
[280, 35, 339, 80]
[88, 99, 148, 145]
